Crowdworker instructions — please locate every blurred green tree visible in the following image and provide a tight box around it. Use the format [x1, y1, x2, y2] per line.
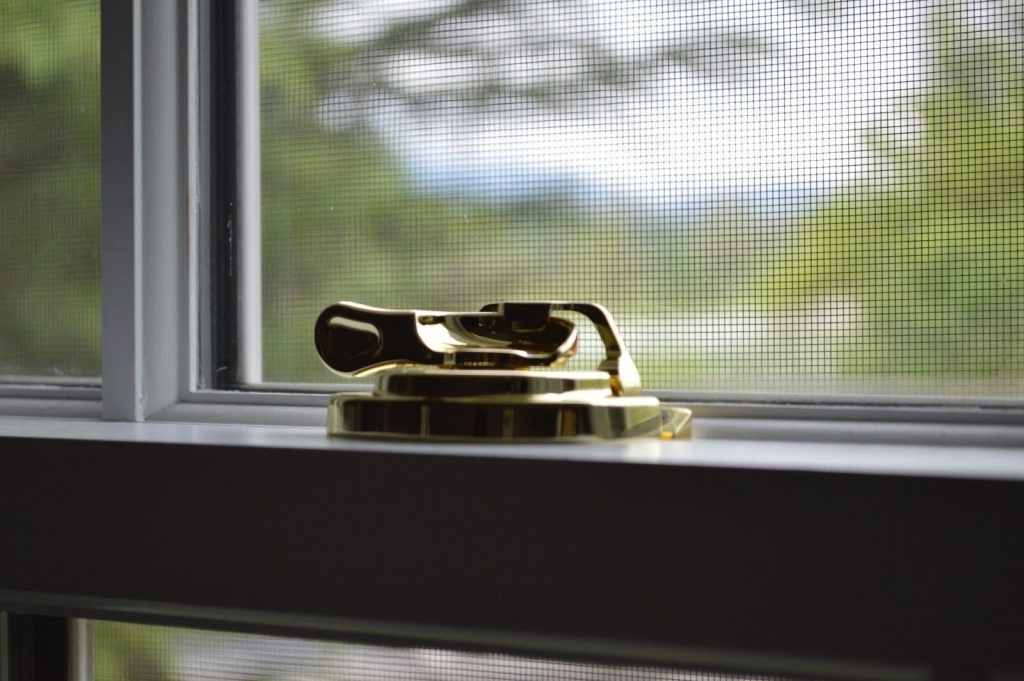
[763, 3, 1024, 375]
[0, 0, 100, 377]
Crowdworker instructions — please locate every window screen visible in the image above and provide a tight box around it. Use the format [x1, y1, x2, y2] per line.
[93, 621, 807, 681]
[0, 1, 101, 380]
[258, 0, 1023, 400]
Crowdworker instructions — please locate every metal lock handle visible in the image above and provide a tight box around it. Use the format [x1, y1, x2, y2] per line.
[314, 301, 641, 396]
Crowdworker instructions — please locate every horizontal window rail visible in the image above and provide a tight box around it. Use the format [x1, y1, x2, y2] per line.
[2, 423, 1023, 680]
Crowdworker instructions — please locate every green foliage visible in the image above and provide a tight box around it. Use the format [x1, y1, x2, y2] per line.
[92, 622, 180, 681]
[0, 0, 100, 376]
[763, 8, 1024, 374]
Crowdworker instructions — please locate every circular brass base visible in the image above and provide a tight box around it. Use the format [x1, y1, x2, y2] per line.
[327, 393, 691, 441]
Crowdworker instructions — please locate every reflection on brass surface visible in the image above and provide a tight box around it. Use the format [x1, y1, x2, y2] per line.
[315, 301, 691, 441]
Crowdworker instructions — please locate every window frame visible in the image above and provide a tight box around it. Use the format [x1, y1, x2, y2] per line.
[2, 1, 1024, 679]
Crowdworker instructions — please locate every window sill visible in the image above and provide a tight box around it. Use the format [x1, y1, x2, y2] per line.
[0, 414, 1023, 479]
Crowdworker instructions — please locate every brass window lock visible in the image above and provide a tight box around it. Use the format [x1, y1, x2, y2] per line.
[314, 301, 691, 441]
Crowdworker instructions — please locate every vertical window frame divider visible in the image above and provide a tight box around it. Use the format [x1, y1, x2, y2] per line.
[198, 0, 263, 393]
[94, 0, 324, 426]
[235, 0, 263, 387]
[201, 0, 241, 393]
[100, 0, 188, 422]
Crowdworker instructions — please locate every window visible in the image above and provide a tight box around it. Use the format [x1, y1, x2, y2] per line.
[0, 1, 101, 382]
[2, 2, 1024, 681]
[1, 0, 1012, 411]
[245, 0, 1024, 403]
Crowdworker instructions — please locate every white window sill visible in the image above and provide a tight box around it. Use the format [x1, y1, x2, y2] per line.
[1, 412, 1022, 480]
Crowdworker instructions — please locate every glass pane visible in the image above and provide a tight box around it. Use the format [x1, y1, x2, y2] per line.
[93, 621, 804, 681]
[259, 0, 1023, 400]
[0, 1, 101, 380]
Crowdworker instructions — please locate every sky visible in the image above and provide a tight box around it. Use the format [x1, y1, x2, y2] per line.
[308, 0, 1013, 202]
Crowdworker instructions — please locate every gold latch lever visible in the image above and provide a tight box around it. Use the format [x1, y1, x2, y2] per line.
[314, 301, 577, 376]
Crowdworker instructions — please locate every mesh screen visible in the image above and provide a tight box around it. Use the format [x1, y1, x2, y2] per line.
[259, 0, 1024, 399]
[93, 621, 803, 681]
[0, 1, 101, 380]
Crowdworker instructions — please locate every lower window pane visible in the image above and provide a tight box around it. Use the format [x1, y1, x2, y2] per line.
[92, 621, 805, 681]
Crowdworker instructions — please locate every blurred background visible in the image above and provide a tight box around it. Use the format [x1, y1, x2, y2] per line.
[258, 0, 1024, 396]
[0, 0, 100, 380]
[90, 620, 792, 681]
